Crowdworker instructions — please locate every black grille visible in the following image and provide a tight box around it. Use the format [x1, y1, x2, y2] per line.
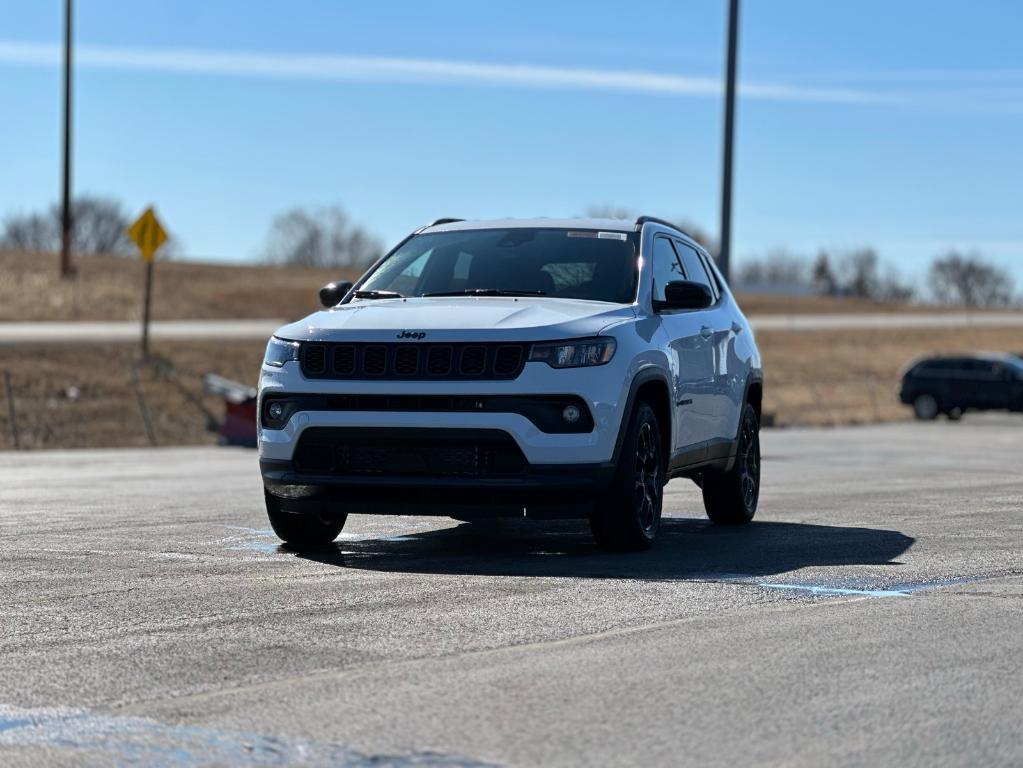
[363, 346, 387, 375]
[395, 346, 420, 376]
[494, 345, 524, 375]
[332, 345, 356, 375]
[302, 344, 326, 375]
[301, 342, 529, 380]
[459, 346, 487, 376]
[427, 347, 453, 375]
[293, 428, 527, 478]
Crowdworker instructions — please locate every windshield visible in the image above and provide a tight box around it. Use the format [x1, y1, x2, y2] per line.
[356, 228, 639, 304]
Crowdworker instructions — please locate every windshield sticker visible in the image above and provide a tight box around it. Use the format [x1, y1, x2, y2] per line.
[566, 231, 597, 238]
[597, 232, 628, 241]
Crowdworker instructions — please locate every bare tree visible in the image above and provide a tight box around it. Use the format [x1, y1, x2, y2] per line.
[1, 211, 54, 252]
[928, 251, 1014, 307]
[264, 206, 382, 268]
[811, 252, 838, 296]
[737, 249, 807, 288]
[63, 197, 134, 255]
[837, 248, 880, 299]
[877, 264, 915, 303]
[1, 195, 137, 255]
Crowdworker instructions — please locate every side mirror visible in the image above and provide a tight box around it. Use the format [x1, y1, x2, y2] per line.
[656, 280, 713, 311]
[319, 280, 353, 308]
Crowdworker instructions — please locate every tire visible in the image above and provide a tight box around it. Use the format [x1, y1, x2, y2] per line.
[264, 490, 346, 549]
[702, 403, 760, 525]
[913, 394, 939, 420]
[590, 401, 665, 551]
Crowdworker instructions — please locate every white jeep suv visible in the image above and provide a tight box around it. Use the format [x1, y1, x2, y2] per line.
[259, 216, 763, 550]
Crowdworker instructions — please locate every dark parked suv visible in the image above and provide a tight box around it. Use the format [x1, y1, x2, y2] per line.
[900, 353, 1023, 420]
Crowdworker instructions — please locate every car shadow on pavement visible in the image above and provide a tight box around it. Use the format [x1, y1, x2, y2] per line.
[287, 517, 915, 580]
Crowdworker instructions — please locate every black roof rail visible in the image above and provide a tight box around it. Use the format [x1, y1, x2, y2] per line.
[414, 217, 464, 234]
[635, 216, 690, 238]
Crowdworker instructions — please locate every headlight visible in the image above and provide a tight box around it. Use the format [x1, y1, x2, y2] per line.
[263, 337, 300, 368]
[528, 338, 616, 368]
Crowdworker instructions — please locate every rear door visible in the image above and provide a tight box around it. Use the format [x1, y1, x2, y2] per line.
[651, 235, 716, 460]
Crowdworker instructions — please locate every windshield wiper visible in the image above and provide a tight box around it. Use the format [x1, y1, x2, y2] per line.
[423, 288, 547, 297]
[353, 289, 403, 300]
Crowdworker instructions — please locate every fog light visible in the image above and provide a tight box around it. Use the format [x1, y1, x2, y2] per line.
[267, 402, 285, 420]
[562, 404, 581, 423]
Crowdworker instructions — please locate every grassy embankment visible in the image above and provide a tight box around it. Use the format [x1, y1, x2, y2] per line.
[1, 250, 1019, 448]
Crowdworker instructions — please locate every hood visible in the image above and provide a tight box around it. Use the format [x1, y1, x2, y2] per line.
[274, 297, 636, 343]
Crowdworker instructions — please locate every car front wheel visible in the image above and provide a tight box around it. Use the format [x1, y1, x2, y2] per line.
[590, 401, 665, 551]
[265, 491, 347, 549]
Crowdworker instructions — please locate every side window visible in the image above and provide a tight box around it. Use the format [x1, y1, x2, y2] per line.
[674, 240, 715, 300]
[699, 252, 724, 300]
[652, 236, 686, 302]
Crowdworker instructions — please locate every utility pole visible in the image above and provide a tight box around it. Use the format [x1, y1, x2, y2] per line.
[60, 0, 73, 278]
[718, 0, 740, 282]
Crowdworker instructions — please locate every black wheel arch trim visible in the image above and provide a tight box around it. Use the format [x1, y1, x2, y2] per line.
[742, 371, 764, 419]
[613, 368, 763, 471]
[611, 367, 673, 467]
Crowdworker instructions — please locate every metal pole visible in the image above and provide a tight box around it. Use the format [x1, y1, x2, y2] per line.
[60, 0, 73, 278]
[718, 0, 740, 282]
[141, 260, 154, 360]
[3, 371, 19, 450]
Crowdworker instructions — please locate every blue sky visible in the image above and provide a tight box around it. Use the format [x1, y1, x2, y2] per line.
[1, 1, 1022, 284]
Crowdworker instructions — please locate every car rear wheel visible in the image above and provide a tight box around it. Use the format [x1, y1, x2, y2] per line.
[590, 401, 664, 551]
[265, 490, 346, 549]
[913, 394, 939, 420]
[702, 403, 760, 525]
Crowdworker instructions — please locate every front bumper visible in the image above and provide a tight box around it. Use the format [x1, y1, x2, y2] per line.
[261, 457, 616, 518]
[258, 358, 633, 465]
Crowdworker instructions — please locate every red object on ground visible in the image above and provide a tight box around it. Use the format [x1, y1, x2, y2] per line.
[220, 398, 257, 447]
[203, 373, 258, 448]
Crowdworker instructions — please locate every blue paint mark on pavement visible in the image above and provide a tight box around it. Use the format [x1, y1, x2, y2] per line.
[0, 704, 498, 767]
[757, 574, 997, 599]
[758, 583, 911, 598]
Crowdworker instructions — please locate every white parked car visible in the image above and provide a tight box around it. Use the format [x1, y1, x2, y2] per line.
[259, 217, 763, 550]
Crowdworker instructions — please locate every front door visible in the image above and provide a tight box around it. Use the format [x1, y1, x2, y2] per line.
[651, 235, 717, 463]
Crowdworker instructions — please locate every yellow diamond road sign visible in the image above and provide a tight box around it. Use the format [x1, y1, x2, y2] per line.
[128, 207, 168, 262]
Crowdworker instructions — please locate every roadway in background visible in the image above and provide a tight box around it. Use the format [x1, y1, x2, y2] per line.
[3, 311, 1023, 344]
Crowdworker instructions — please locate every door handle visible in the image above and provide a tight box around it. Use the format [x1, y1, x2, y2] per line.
[700, 326, 713, 339]
[731, 321, 743, 334]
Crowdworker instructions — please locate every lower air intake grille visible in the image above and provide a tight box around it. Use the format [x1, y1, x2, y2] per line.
[292, 428, 527, 478]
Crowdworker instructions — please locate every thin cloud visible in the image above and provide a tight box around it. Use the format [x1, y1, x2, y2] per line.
[0, 40, 885, 105]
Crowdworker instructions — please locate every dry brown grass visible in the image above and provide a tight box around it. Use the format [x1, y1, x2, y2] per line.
[0, 341, 266, 450]
[2, 248, 947, 322]
[1, 250, 1017, 445]
[1, 327, 1020, 449]
[757, 326, 1023, 426]
[733, 292, 993, 315]
[0, 250, 357, 323]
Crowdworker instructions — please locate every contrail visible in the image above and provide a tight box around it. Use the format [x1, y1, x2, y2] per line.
[0, 40, 886, 105]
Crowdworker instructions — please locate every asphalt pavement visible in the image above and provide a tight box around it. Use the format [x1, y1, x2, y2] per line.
[3, 311, 1023, 344]
[1, 417, 1021, 766]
